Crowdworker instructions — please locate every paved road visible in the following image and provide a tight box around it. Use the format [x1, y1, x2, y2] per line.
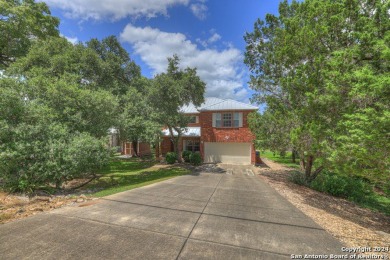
[0, 165, 343, 259]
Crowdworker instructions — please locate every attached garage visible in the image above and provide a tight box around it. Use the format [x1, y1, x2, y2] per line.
[204, 142, 252, 165]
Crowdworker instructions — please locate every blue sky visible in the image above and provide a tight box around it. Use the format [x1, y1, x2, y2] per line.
[43, 0, 280, 103]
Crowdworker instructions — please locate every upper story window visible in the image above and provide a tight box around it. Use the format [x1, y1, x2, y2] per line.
[223, 113, 232, 127]
[188, 115, 199, 124]
[214, 112, 242, 128]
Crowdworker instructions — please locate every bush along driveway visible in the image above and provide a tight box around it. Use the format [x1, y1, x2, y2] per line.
[0, 157, 190, 224]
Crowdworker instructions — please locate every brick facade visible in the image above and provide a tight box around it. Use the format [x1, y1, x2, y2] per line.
[157, 110, 256, 164]
[121, 142, 152, 157]
[186, 113, 201, 127]
[158, 136, 201, 157]
[199, 110, 256, 164]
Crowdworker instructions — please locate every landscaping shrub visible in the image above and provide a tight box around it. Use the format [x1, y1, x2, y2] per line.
[182, 151, 193, 163]
[189, 152, 202, 166]
[288, 171, 308, 186]
[165, 152, 177, 164]
[310, 171, 373, 203]
[0, 122, 111, 193]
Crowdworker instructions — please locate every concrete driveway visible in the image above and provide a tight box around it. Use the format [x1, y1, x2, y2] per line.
[0, 165, 343, 259]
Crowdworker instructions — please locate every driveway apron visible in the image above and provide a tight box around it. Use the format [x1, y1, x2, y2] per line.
[0, 165, 343, 259]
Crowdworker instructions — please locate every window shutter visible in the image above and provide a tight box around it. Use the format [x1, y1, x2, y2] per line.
[212, 113, 216, 127]
[196, 116, 199, 123]
[239, 112, 243, 127]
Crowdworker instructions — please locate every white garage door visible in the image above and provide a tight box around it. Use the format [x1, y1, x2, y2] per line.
[204, 142, 251, 165]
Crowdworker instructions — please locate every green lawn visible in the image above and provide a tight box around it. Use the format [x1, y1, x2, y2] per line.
[86, 158, 190, 197]
[361, 194, 390, 215]
[259, 150, 300, 168]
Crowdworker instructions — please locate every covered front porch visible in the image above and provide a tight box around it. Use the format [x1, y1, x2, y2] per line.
[156, 127, 201, 158]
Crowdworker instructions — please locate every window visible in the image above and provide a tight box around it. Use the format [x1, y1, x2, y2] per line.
[222, 113, 232, 127]
[185, 140, 200, 152]
[213, 112, 242, 128]
[188, 116, 198, 124]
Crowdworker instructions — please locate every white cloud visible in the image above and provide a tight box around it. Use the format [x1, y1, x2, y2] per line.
[61, 34, 79, 44]
[190, 3, 208, 20]
[120, 24, 249, 101]
[44, 0, 208, 21]
[196, 32, 221, 48]
[208, 33, 221, 43]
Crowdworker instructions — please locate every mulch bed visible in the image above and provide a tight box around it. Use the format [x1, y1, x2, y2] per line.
[256, 158, 390, 251]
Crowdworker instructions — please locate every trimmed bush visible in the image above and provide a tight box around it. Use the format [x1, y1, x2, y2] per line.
[189, 152, 202, 166]
[182, 151, 193, 163]
[166, 152, 177, 164]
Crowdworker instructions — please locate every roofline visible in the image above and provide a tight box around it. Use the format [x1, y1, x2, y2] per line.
[198, 108, 258, 111]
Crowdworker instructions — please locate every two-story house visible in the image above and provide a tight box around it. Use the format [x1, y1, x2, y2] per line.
[157, 97, 258, 165]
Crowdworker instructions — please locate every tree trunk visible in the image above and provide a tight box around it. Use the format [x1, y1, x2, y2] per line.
[132, 140, 138, 157]
[168, 125, 182, 163]
[175, 136, 182, 163]
[291, 149, 296, 163]
[305, 155, 314, 180]
[300, 156, 305, 172]
[310, 166, 324, 181]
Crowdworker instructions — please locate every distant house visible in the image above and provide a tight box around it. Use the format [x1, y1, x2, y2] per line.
[108, 128, 151, 157]
[121, 141, 152, 157]
[156, 97, 258, 165]
[108, 128, 120, 149]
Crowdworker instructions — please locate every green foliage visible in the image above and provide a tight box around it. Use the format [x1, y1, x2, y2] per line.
[290, 170, 389, 215]
[165, 152, 177, 164]
[289, 171, 308, 186]
[189, 152, 202, 166]
[64, 133, 112, 178]
[260, 150, 300, 168]
[310, 172, 373, 203]
[0, 83, 111, 192]
[86, 36, 141, 97]
[245, 0, 390, 184]
[249, 110, 295, 155]
[8, 37, 119, 138]
[0, 121, 111, 193]
[0, 24, 144, 192]
[182, 150, 193, 163]
[0, 0, 60, 69]
[120, 86, 161, 145]
[150, 55, 206, 162]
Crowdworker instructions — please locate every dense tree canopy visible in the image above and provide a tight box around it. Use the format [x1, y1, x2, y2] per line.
[245, 0, 389, 187]
[86, 36, 141, 97]
[120, 85, 161, 155]
[0, 0, 59, 69]
[8, 37, 119, 137]
[150, 55, 206, 162]
[0, 3, 145, 191]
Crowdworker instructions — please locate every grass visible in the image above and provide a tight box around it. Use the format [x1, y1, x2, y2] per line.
[259, 150, 300, 168]
[359, 194, 390, 215]
[86, 157, 190, 197]
[0, 213, 13, 222]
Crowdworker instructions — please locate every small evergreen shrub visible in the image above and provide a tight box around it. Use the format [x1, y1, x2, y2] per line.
[288, 171, 308, 186]
[165, 152, 177, 164]
[182, 151, 193, 163]
[189, 152, 202, 166]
